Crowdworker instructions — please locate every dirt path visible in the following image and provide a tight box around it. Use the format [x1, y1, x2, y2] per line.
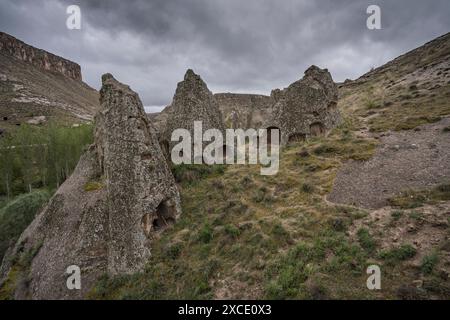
[327, 117, 450, 209]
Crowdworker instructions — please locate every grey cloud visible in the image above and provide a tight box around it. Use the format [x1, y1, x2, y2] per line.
[0, 0, 449, 107]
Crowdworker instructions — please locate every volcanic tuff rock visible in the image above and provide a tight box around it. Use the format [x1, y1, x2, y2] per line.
[161, 69, 225, 157]
[266, 65, 340, 145]
[214, 93, 273, 129]
[0, 74, 181, 299]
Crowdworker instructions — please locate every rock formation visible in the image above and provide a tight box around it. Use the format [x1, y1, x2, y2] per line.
[161, 69, 225, 158]
[0, 32, 99, 124]
[0, 32, 82, 81]
[214, 93, 273, 129]
[0, 74, 181, 299]
[265, 65, 340, 145]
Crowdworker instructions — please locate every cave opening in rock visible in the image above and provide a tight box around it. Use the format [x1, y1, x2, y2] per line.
[310, 122, 325, 137]
[141, 199, 177, 237]
[152, 200, 176, 232]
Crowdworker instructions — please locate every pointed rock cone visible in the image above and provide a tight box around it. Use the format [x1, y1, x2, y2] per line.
[0, 74, 181, 299]
[161, 69, 225, 159]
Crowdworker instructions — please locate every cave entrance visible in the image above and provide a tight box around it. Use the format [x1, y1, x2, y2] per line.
[141, 199, 177, 237]
[288, 133, 306, 144]
[310, 122, 325, 137]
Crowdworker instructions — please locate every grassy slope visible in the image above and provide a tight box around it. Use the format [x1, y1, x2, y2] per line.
[89, 121, 385, 299]
[89, 34, 450, 300]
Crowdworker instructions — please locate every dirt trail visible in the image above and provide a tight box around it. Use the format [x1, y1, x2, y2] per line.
[328, 117, 450, 209]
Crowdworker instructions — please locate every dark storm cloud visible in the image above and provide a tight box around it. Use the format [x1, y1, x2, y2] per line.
[0, 0, 449, 108]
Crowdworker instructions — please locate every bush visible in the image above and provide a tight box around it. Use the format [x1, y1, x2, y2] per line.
[301, 183, 314, 193]
[197, 223, 213, 243]
[421, 252, 439, 275]
[356, 228, 376, 253]
[379, 244, 416, 263]
[0, 190, 51, 261]
[391, 211, 403, 221]
[224, 224, 240, 238]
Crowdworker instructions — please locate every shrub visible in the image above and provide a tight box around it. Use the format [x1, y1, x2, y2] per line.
[421, 252, 439, 275]
[197, 223, 213, 243]
[0, 190, 51, 261]
[356, 228, 376, 253]
[224, 224, 240, 238]
[301, 183, 314, 193]
[391, 211, 403, 221]
[379, 244, 416, 263]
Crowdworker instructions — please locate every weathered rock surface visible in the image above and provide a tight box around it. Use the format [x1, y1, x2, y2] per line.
[266, 65, 340, 145]
[214, 93, 273, 129]
[161, 69, 225, 156]
[0, 32, 99, 124]
[0, 32, 82, 81]
[0, 74, 181, 299]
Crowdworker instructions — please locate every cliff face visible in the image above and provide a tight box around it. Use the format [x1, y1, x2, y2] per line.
[0, 32, 98, 126]
[0, 32, 81, 81]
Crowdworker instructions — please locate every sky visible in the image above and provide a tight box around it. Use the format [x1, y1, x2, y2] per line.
[1, 0, 449, 112]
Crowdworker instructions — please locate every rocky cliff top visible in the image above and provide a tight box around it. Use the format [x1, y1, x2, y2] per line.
[0, 31, 82, 81]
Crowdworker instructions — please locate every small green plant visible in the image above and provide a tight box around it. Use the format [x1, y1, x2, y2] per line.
[391, 210, 403, 221]
[224, 224, 240, 238]
[198, 223, 213, 244]
[421, 252, 439, 275]
[357, 228, 376, 253]
[408, 210, 423, 220]
[301, 183, 314, 193]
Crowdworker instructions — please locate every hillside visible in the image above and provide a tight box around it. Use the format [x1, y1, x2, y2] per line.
[1, 32, 449, 300]
[0, 32, 99, 133]
[86, 33, 450, 299]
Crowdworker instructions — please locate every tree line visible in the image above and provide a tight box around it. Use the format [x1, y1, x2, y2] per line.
[0, 123, 93, 199]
